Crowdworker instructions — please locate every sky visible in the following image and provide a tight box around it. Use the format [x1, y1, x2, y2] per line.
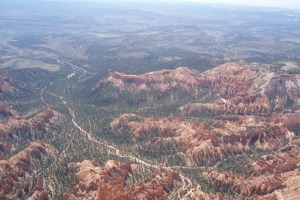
[8, 0, 299, 9]
[73, 0, 300, 9]
[161, 0, 300, 8]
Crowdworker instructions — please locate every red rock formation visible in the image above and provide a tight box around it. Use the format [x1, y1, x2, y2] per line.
[0, 73, 16, 93]
[0, 142, 52, 199]
[265, 74, 300, 109]
[181, 188, 225, 200]
[181, 73, 300, 115]
[99, 61, 259, 98]
[99, 61, 299, 115]
[32, 176, 45, 193]
[29, 191, 49, 200]
[181, 94, 271, 115]
[204, 169, 285, 198]
[0, 107, 62, 199]
[67, 160, 182, 200]
[99, 61, 299, 116]
[9, 142, 48, 171]
[110, 113, 295, 166]
[204, 139, 300, 199]
[0, 107, 61, 161]
[0, 103, 16, 119]
[283, 113, 300, 134]
[252, 151, 299, 175]
[0, 107, 61, 142]
[102, 60, 300, 199]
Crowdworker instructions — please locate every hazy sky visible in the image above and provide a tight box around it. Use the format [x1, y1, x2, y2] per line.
[162, 0, 300, 8]
[27, 0, 300, 9]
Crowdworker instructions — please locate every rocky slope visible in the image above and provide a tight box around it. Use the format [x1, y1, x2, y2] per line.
[180, 62, 299, 115]
[204, 139, 300, 199]
[0, 107, 62, 157]
[180, 94, 271, 116]
[0, 73, 16, 94]
[0, 68, 49, 97]
[100, 61, 258, 97]
[0, 107, 61, 138]
[66, 159, 182, 200]
[99, 61, 299, 112]
[97, 60, 300, 199]
[0, 60, 298, 199]
[0, 103, 16, 120]
[0, 142, 54, 200]
[0, 107, 62, 199]
[110, 113, 298, 166]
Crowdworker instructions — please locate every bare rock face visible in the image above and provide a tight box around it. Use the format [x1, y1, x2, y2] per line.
[110, 113, 294, 166]
[99, 61, 300, 199]
[8, 142, 48, 170]
[0, 107, 62, 146]
[182, 84, 299, 117]
[181, 188, 225, 200]
[0, 103, 16, 119]
[0, 73, 16, 94]
[99, 61, 260, 99]
[264, 74, 300, 109]
[99, 61, 299, 114]
[180, 94, 271, 116]
[204, 139, 300, 199]
[252, 152, 299, 175]
[205, 169, 285, 198]
[67, 160, 182, 200]
[102, 67, 202, 93]
[283, 112, 300, 134]
[0, 107, 62, 199]
[0, 142, 53, 199]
